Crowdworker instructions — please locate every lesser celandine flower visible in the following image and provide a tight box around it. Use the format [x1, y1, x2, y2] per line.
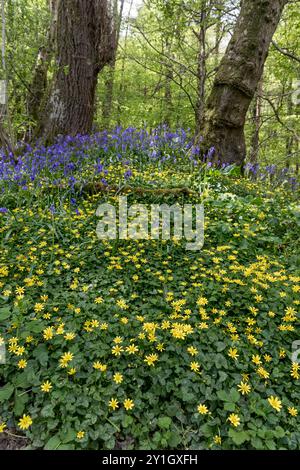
[228, 414, 240, 427]
[288, 407, 298, 417]
[237, 381, 251, 395]
[40, 381, 52, 393]
[228, 348, 239, 360]
[18, 414, 32, 430]
[267, 396, 282, 412]
[0, 422, 6, 433]
[197, 404, 209, 415]
[113, 372, 123, 384]
[124, 399, 134, 411]
[109, 398, 119, 410]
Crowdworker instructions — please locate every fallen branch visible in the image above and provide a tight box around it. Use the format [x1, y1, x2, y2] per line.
[82, 183, 198, 197]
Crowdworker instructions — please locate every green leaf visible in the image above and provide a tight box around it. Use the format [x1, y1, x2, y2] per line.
[105, 437, 116, 450]
[14, 392, 29, 416]
[41, 404, 55, 418]
[229, 429, 249, 445]
[157, 416, 172, 430]
[218, 371, 228, 382]
[26, 321, 44, 333]
[0, 307, 11, 321]
[0, 383, 14, 402]
[33, 344, 48, 366]
[57, 444, 75, 450]
[217, 390, 228, 401]
[224, 402, 236, 412]
[44, 435, 62, 450]
[60, 428, 76, 444]
[122, 415, 134, 428]
[229, 389, 240, 403]
[216, 341, 226, 352]
[274, 426, 285, 438]
[168, 431, 181, 447]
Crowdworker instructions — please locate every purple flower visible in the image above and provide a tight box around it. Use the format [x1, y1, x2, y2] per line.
[49, 204, 56, 215]
[124, 169, 132, 179]
[0, 207, 8, 213]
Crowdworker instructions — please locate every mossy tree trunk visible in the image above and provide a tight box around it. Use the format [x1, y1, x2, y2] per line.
[26, 0, 58, 139]
[38, 0, 115, 142]
[200, 0, 289, 165]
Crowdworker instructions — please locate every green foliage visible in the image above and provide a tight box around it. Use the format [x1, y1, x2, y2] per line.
[0, 152, 299, 450]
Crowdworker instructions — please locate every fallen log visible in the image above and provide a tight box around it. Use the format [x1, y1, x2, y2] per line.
[82, 182, 198, 197]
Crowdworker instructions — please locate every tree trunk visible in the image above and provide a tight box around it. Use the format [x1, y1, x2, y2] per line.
[163, 37, 174, 127]
[285, 79, 295, 169]
[102, 0, 124, 129]
[195, 2, 207, 133]
[200, 0, 289, 165]
[26, 0, 59, 138]
[249, 79, 263, 162]
[38, 0, 115, 142]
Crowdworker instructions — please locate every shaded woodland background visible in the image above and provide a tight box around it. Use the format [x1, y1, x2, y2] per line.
[0, 0, 299, 168]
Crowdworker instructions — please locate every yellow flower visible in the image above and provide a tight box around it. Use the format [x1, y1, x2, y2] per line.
[279, 349, 286, 358]
[228, 413, 240, 427]
[15, 286, 25, 295]
[252, 354, 261, 365]
[144, 354, 158, 366]
[124, 399, 134, 411]
[111, 345, 123, 356]
[267, 396, 282, 412]
[109, 398, 119, 410]
[125, 344, 139, 354]
[77, 431, 85, 439]
[59, 351, 74, 368]
[197, 404, 209, 415]
[116, 299, 128, 310]
[113, 372, 123, 384]
[197, 296, 208, 306]
[187, 346, 198, 356]
[17, 359, 27, 369]
[40, 381, 52, 393]
[34, 303, 44, 313]
[15, 346, 25, 356]
[237, 381, 251, 395]
[228, 347, 239, 360]
[190, 361, 200, 373]
[288, 407, 298, 417]
[213, 435, 222, 445]
[93, 361, 107, 372]
[291, 363, 300, 380]
[0, 422, 6, 433]
[257, 366, 269, 379]
[18, 414, 32, 430]
[113, 336, 123, 344]
[64, 332, 76, 341]
[68, 368, 77, 375]
[43, 327, 54, 340]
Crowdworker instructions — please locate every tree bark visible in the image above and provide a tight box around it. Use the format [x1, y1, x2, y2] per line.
[38, 0, 115, 142]
[200, 0, 289, 165]
[249, 79, 263, 163]
[102, 0, 124, 129]
[194, 1, 207, 133]
[27, 0, 59, 137]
